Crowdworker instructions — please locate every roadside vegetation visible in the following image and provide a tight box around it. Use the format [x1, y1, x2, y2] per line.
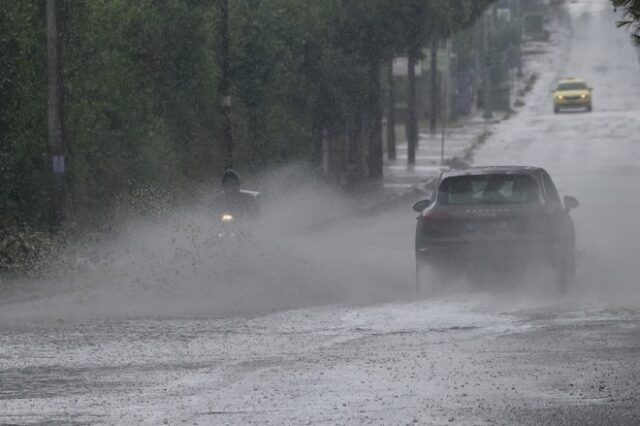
[2, 0, 513, 273]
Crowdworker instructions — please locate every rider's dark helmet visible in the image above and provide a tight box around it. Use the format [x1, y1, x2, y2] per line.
[221, 169, 241, 192]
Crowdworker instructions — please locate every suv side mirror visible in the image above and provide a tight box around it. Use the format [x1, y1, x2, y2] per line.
[413, 199, 431, 212]
[564, 195, 579, 212]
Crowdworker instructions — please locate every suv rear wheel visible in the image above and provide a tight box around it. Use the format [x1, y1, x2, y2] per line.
[416, 260, 445, 298]
[555, 252, 576, 294]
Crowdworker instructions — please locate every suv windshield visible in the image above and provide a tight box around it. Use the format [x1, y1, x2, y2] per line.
[438, 174, 540, 205]
[557, 81, 588, 91]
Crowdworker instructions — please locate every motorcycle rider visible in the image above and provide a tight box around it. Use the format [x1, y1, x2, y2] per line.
[215, 169, 260, 220]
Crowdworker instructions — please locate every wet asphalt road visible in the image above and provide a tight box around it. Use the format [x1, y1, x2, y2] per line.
[1, 303, 639, 425]
[2, 0, 640, 424]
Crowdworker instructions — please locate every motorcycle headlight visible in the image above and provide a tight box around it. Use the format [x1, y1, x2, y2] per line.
[221, 214, 234, 222]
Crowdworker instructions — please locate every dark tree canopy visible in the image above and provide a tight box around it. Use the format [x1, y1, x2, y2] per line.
[1, 0, 502, 240]
[612, 0, 640, 44]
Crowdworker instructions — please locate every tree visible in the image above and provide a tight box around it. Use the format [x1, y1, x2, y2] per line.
[397, 0, 496, 164]
[60, 0, 221, 220]
[612, 0, 640, 44]
[425, 0, 497, 132]
[396, 1, 431, 166]
[1, 0, 504, 240]
[332, 0, 402, 181]
[290, 0, 402, 184]
[0, 1, 48, 228]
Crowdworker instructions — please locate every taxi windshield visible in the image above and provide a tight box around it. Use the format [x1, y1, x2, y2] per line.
[557, 81, 588, 91]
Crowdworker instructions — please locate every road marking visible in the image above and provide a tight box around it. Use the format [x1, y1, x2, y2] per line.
[383, 183, 414, 188]
[387, 165, 447, 172]
[392, 155, 461, 161]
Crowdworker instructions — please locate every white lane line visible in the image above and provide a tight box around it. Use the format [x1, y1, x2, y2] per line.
[383, 183, 414, 188]
[387, 165, 447, 172]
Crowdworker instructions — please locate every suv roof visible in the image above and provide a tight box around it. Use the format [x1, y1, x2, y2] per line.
[440, 166, 544, 179]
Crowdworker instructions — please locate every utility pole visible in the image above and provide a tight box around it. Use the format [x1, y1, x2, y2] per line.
[47, 0, 66, 232]
[482, 8, 494, 120]
[441, 81, 446, 165]
[440, 39, 451, 166]
[219, 0, 234, 170]
[429, 38, 438, 134]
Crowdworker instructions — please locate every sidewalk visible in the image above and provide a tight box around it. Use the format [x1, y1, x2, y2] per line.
[383, 114, 493, 194]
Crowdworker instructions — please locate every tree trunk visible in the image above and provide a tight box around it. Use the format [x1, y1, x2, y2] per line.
[346, 112, 364, 186]
[406, 50, 418, 166]
[429, 38, 438, 134]
[218, 0, 234, 169]
[332, 127, 347, 185]
[310, 112, 324, 171]
[247, 109, 265, 172]
[47, 0, 66, 233]
[367, 61, 383, 180]
[386, 59, 396, 161]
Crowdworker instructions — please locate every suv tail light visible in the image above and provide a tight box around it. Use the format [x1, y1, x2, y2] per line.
[420, 211, 453, 234]
[420, 211, 452, 223]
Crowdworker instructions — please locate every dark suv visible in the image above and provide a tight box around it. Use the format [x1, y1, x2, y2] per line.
[413, 166, 579, 294]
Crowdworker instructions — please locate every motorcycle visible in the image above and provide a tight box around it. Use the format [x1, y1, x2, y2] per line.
[217, 212, 241, 239]
[215, 190, 260, 240]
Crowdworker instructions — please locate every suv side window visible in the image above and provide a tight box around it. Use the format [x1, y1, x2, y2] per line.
[542, 172, 561, 204]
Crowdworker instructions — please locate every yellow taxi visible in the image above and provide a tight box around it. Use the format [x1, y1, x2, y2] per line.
[553, 78, 593, 113]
